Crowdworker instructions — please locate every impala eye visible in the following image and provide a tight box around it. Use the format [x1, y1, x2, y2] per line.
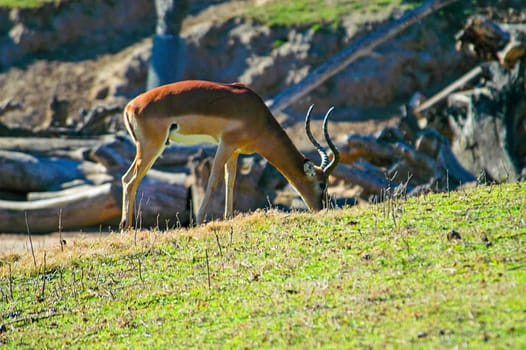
[303, 161, 316, 177]
[318, 182, 327, 191]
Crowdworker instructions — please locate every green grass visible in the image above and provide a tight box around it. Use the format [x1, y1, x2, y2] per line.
[0, 0, 421, 24]
[0, 0, 60, 9]
[1, 182, 525, 348]
[245, 0, 421, 27]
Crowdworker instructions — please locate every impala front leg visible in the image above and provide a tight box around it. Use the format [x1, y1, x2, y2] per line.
[224, 152, 239, 220]
[196, 142, 236, 225]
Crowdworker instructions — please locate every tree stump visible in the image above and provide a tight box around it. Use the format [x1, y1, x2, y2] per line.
[450, 16, 526, 180]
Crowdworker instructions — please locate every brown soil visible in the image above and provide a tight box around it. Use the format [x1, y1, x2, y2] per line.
[0, 40, 148, 129]
[0, 232, 105, 256]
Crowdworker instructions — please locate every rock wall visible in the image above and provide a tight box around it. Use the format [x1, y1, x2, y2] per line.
[0, 0, 155, 69]
[1, 0, 473, 123]
[0, 0, 228, 70]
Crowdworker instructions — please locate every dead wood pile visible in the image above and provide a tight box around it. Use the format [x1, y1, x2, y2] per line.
[332, 106, 476, 203]
[416, 15, 526, 182]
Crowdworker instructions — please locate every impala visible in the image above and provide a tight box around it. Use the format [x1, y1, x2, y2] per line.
[120, 80, 339, 230]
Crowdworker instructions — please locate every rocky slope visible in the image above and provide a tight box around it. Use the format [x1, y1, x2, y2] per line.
[0, 1, 520, 132]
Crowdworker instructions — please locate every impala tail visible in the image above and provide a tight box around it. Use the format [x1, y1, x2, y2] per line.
[123, 109, 138, 144]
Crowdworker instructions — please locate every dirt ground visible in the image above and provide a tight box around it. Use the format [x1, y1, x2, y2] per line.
[0, 232, 108, 256]
[0, 41, 145, 129]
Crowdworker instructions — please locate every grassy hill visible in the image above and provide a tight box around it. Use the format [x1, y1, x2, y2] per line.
[1, 182, 524, 348]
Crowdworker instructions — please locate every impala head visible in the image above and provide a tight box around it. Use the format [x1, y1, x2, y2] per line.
[303, 105, 340, 210]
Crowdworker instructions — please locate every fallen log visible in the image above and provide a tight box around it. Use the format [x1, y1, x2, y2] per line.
[0, 183, 121, 233]
[0, 169, 190, 233]
[27, 184, 103, 201]
[0, 148, 111, 192]
[0, 133, 215, 180]
[90, 134, 217, 170]
[332, 164, 408, 196]
[414, 65, 483, 116]
[0, 131, 213, 231]
[455, 16, 526, 68]
[339, 134, 395, 166]
[88, 134, 136, 169]
[128, 171, 190, 229]
[0, 136, 103, 158]
[0, 150, 87, 192]
[336, 119, 476, 197]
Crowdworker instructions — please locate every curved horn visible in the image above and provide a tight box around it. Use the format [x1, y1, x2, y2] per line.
[322, 106, 340, 175]
[305, 105, 330, 168]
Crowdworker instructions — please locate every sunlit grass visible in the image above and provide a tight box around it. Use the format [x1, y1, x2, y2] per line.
[0, 0, 60, 8]
[244, 0, 422, 27]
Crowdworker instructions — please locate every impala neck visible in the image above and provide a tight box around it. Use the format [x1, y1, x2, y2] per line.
[257, 124, 317, 209]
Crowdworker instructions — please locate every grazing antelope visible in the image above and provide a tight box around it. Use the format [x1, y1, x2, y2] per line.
[120, 80, 339, 230]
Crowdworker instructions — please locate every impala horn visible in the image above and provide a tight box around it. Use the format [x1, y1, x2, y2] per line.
[305, 105, 340, 175]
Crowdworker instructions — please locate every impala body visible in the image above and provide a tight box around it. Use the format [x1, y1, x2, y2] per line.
[121, 80, 339, 229]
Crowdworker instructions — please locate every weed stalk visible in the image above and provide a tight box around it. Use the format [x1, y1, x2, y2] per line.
[24, 211, 37, 269]
[38, 251, 47, 302]
[58, 209, 64, 252]
[214, 230, 223, 259]
[205, 248, 211, 290]
[138, 257, 144, 284]
[8, 263, 13, 301]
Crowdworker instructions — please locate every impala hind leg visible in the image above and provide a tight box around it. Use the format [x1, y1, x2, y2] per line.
[121, 160, 138, 230]
[196, 142, 236, 225]
[120, 143, 164, 231]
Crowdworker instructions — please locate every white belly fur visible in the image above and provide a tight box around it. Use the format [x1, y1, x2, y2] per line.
[168, 128, 218, 145]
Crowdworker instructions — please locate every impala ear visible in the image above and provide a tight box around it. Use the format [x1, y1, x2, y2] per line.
[304, 160, 316, 178]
